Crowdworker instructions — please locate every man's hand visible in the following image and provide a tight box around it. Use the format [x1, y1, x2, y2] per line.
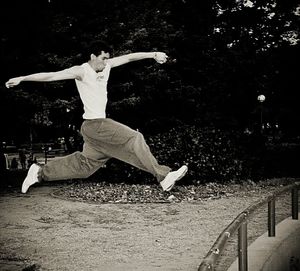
[154, 52, 168, 64]
[5, 77, 24, 88]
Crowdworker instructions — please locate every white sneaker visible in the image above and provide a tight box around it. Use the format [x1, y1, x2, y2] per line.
[21, 164, 41, 193]
[160, 165, 188, 191]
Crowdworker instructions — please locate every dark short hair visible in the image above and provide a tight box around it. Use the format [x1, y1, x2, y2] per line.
[76, 41, 112, 63]
[89, 41, 112, 56]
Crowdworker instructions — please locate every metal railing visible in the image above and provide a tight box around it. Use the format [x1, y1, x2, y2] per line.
[198, 181, 300, 271]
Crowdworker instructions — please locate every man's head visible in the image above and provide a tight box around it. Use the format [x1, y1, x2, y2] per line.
[82, 41, 112, 71]
[89, 50, 110, 72]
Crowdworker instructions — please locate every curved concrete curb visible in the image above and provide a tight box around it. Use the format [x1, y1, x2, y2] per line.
[227, 214, 300, 271]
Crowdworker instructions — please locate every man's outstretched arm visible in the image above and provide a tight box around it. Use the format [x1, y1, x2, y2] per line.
[5, 66, 84, 88]
[108, 52, 168, 68]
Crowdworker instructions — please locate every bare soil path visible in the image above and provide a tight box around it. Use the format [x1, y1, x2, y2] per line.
[0, 179, 297, 271]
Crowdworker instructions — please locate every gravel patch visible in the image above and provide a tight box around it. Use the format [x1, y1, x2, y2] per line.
[51, 178, 296, 204]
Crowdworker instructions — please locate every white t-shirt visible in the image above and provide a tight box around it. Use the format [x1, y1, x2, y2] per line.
[75, 62, 111, 119]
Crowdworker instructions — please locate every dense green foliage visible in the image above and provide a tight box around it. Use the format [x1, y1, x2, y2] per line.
[100, 125, 247, 184]
[0, 0, 299, 180]
[93, 125, 299, 183]
[1, 0, 299, 143]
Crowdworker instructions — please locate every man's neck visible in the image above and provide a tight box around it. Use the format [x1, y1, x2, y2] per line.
[87, 61, 97, 72]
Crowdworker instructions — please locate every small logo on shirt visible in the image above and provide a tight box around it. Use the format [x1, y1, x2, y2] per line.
[96, 73, 105, 81]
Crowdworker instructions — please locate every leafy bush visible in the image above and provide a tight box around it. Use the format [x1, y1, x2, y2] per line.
[90, 125, 300, 185]
[94, 125, 251, 184]
[147, 125, 247, 183]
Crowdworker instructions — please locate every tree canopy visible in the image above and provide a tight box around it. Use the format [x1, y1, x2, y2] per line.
[1, 0, 299, 145]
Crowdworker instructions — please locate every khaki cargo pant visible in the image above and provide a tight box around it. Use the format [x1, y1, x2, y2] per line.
[41, 118, 171, 182]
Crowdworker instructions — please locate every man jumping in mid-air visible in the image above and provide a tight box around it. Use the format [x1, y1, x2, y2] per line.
[5, 44, 188, 193]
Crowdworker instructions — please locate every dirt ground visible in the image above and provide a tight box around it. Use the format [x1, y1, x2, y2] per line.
[0, 180, 297, 271]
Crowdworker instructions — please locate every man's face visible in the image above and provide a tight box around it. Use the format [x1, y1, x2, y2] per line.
[91, 50, 110, 71]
